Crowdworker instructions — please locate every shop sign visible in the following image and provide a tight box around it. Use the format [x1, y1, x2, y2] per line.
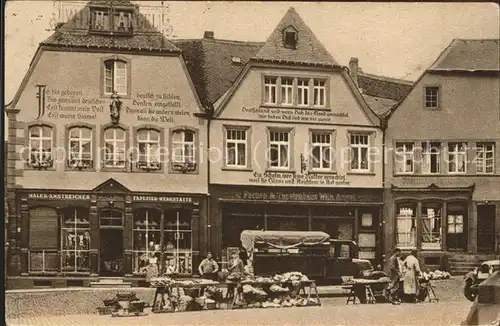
[97, 195, 125, 202]
[219, 190, 381, 203]
[132, 195, 192, 203]
[242, 106, 349, 123]
[249, 171, 351, 186]
[27, 193, 90, 200]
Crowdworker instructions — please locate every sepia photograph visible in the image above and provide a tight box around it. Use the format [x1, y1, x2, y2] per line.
[3, 1, 499, 325]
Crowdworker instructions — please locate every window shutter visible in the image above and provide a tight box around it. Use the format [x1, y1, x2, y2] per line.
[114, 61, 127, 95]
[29, 207, 59, 249]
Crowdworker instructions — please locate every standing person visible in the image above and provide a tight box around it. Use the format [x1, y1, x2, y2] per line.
[145, 252, 159, 286]
[229, 253, 245, 275]
[385, 248, 402, 305]
[198, 252, 219, 280]
[239, 247, 248, 266]
[403, 249, 421, 303]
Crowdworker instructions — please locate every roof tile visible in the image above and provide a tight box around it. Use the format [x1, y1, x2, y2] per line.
[429, 39, 500, 71]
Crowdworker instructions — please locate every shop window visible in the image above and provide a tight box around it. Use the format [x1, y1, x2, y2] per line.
[61, 207, 91, 273]
[421, 202, 442, 249]
[448, 142, 467, 174]
[424, 86, 439, 109]
[395, 203, 416, 248]
[280, 78, 294, 105]
[476, 142, 495, 174]
[264, 77, 277, 104]
[29, 207, 59, 273]
[132, 208, 161, 274]
[225, 127, 249, 168]
[27, 125, 53, 169]
[313, 79, 326, 107]
[104, 60, 128, 95]
[103, 127, 126, 168]
[422, 142, 441, 174]
[163, 210, 193, 274]
[297, 79, 309, 106]
[136, 128, 161, 171]
[68, 126, 93, 169]
[310, 131, 333, 170]
[171, 129, 196, 172]
[99, 209, 124, 227]
[349, 133, 369, 171]
[269, 130, 290, 169]
[395, 142, 414, 174]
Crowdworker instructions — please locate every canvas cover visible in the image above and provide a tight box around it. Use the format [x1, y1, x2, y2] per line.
[240, 230, 330, 250]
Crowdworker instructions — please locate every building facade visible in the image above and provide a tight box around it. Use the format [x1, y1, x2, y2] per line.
[383, 39, 500, 272]
[5, 0, 208, 289]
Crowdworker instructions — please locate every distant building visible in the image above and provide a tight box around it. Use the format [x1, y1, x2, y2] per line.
[383, 39, 500, 273]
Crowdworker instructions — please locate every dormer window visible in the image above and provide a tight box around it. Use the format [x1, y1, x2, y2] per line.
[90, 8, 133, 35]
[283, 26, 298, 49]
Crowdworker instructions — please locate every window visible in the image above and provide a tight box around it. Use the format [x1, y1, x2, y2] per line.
[280, 78, 294, 105]
[395, 203, 416, 248]
[311, 132, 332, 170]
[297, 79, 309, 106]
[421, 203, 442, 249]
[172, 130, 195, 164]
[395, 142, 414, 174]
[61, 207, 91, 273]
[29, 207, 59, 273]
[284, 31, 297, 49]
[91, 10, 110, 31]
[476, 143, 495, 174]
[28, 125, 53, 168]
[136, 129, 160, 170]
[448, 142, 467, 173]
[264, 77, 277, 104]
[422, 142, 441, 174]
[269, 130, 290, 168]
[313, 79, 326, 107]
[103, 127, 126, 168]
[424, 86, 439, 108]
[350, 134, 369, 171]
[90, 9, 133, 34]
[447, 214, 464, 234]
[226, 128, 247, 167]
[104, 60, 127, 95]
[68, 127, 93, 169]
[163, 210, 193, 274]
[100, 209, 124, 227]
[132, 208, 161, 274]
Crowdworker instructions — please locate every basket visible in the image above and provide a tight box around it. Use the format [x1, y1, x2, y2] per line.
[97, 306, 114, 315]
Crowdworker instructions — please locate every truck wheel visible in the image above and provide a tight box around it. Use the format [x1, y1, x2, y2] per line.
[463, 279, 476, 302]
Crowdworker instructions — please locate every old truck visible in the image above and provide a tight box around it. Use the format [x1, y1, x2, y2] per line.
[240, 230, 374, 285]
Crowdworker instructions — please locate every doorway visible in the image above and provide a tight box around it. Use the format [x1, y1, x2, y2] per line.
[100, 229, 124, 276]
[477, 205, 496, 253]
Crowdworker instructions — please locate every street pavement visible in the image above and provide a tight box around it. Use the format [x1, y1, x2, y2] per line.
[7, 298, 472, 326]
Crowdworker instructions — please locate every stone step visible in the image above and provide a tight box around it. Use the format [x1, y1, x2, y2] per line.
[89, 281, 132, 288]
[97, 278, 125, 284]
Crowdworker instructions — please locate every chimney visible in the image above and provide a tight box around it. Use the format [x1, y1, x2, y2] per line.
[349, 57, 359, 88]
[204, 31, 214, 39]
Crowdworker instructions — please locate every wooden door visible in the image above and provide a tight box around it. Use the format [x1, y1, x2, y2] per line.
[477, 205, 496, 253]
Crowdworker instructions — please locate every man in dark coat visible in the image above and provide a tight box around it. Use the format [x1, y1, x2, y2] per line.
[385, 247, 402, 304]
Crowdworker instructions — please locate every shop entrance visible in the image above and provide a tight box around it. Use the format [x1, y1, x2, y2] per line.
[99, 229, 124, 276]
[477, 205, 496, 253]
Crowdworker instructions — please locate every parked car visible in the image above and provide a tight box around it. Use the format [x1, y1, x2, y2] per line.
[464, 260, 500, 302]
[461, 271, 500, 326]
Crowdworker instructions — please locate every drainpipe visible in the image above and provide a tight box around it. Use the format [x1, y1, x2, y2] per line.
[381, 115, 388, 267]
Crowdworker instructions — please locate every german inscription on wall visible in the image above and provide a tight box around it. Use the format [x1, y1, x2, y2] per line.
[248, 171, 351, 186]
[242, 107, 349, 123]
[128, 92, 191, 123]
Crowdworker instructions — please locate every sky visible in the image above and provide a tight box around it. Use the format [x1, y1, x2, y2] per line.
[4, 0, 500, 106]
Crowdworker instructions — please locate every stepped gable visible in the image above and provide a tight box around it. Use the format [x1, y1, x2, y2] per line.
[253, 7, 338, 67]
[41, 0, 180, 53]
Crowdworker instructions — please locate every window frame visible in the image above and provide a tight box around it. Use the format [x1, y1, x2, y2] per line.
[65, 123, 96, 171]
[99, 208, 124, 228]
[475, 142, 495, 175]
[280, 77, 294, 106]
[394, 142, 415, 175]
[297, 79, 310, 107]
[89, 7, 134, 35]
[267, 127, 294, 171]
[263, 77, 278, 105]
[421, 141, 441, 175]
[223, 125, 252, 170]
[447, 142, 467, 174]
[420, 201, 443, 250]
[348, 132, 372, 173]
[395, 202, 417, 249]
[61, 206, 91, 274]
[309, 129, 336, 172]
[101, 123, 129, 171]
[313, 78, 327, 108]
[25, 121, 56, 170]
[169, 127, 199, 174]
[423, 85, 441, 109]
[100, 56, 131, 98]
[133, 125, 164, 172]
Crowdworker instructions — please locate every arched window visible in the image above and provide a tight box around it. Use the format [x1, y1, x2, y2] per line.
[28, 125, 53, 168]
[29, 206, 59, 273]
[104, 59, 127, 95]
[61, 207, 91, 273]
[104, 127, 126, 168]
[136, 128, 161, 170]
[68, 126, 93, 169]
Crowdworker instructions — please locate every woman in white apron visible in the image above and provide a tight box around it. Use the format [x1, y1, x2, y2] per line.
[403, 249, 421, 302]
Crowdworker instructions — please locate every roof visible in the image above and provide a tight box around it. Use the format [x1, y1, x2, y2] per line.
[253, 7, 339, 67]
[41, 0, 180, 53]
[361, 94, 398, 117]
[173, 38, 263, 107]
[429, 39, 500, 72]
